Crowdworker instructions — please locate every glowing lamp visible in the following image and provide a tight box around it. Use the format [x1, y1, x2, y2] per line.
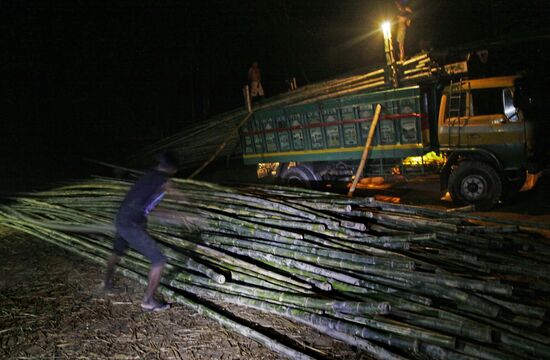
[381, 21, 391, 40]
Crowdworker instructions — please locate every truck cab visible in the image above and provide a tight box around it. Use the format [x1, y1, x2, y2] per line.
[438, 76, 533, 209]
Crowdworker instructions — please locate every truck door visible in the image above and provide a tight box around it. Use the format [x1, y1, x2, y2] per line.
[440, 86, 525, 167]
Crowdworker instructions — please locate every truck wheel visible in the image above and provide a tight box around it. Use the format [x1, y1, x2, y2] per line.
[281, 165, 320, 189]
[448, 161, 502, 210]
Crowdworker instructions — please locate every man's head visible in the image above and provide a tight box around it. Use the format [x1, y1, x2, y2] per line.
[155, 151, 179, 175]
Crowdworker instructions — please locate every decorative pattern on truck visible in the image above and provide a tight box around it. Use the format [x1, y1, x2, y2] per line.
[263, 119, 278, 152]
[399, 97, 419, 144]
[307, 111, 324, 149]
[340, 106, 358, 147]
[241, 86, 428, 164]
[276, 115, 291, 151]
[252, 117, 265, 153]
[400, 118, 418, 143]
[380, 120, 396, 144]
[288, 113, 304, 150]
[380, 100, 400, 145]
[323, 109, 341, 148]
[243, 128, 254, 154]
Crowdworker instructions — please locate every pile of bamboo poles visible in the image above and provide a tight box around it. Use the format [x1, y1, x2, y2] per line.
[1, 177, 549, 359]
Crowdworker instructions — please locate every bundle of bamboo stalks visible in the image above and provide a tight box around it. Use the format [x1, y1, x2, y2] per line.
[1, 177, 549, 360]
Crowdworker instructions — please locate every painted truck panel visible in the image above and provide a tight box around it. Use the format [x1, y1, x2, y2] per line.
[241, 86, 429, 165]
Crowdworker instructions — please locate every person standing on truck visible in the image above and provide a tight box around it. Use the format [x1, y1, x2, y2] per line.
[395, 0, 413, 62]
[104, 151, 195, 312]
[248, 61, 265, 102]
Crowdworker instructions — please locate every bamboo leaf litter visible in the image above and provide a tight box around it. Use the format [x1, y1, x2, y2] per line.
[1, 178, 550, 359]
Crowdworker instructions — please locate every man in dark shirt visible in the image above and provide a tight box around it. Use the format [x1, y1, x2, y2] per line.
[104, 151, 181, 312]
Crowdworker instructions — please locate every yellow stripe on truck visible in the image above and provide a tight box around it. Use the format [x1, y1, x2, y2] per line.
[243, 143, 424, 159]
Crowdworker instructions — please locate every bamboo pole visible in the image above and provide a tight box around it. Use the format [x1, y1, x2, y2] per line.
[348, 103, 383, 197]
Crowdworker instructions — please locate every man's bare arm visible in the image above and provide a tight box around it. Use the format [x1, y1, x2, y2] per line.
[164, 180, 189, 202]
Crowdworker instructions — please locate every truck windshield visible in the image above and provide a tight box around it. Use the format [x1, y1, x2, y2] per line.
[471, 88, 503, 116]
[503, 88, 519, 121]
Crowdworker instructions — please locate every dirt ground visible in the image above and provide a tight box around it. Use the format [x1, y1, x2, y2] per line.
[0, 228, 365, 360]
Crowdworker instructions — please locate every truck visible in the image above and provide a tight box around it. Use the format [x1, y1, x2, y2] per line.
[239, 59, 548, 210]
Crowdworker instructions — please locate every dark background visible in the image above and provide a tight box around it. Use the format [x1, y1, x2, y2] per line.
[2, 0, 550, 189]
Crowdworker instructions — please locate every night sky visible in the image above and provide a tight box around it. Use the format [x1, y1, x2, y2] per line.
[2, 0, 549, 188]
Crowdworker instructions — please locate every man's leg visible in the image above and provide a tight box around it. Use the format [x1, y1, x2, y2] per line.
[119, 225, 169, 311]
[105, 233, 127, 290]
[143, 263, 164, 305]
[104, 254, 120, 290]
[396, 26, 406, 62]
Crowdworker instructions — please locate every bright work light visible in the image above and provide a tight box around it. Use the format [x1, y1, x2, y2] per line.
[381, 21, 391, 40]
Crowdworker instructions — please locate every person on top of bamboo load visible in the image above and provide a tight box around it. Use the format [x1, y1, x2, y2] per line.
[104, 151, 195, 312]
[248, 61, 265, 102]
[395, 0, 413, 62]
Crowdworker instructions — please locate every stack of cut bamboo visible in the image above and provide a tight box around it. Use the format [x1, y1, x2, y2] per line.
[1, 178, 549, 360]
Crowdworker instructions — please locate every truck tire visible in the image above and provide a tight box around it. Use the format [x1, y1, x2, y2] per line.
[281, 165, 320, 189]
[448, 161, 502, 210]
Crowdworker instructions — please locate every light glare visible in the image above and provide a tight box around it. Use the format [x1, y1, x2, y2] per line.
[381, 21, 391, 39]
